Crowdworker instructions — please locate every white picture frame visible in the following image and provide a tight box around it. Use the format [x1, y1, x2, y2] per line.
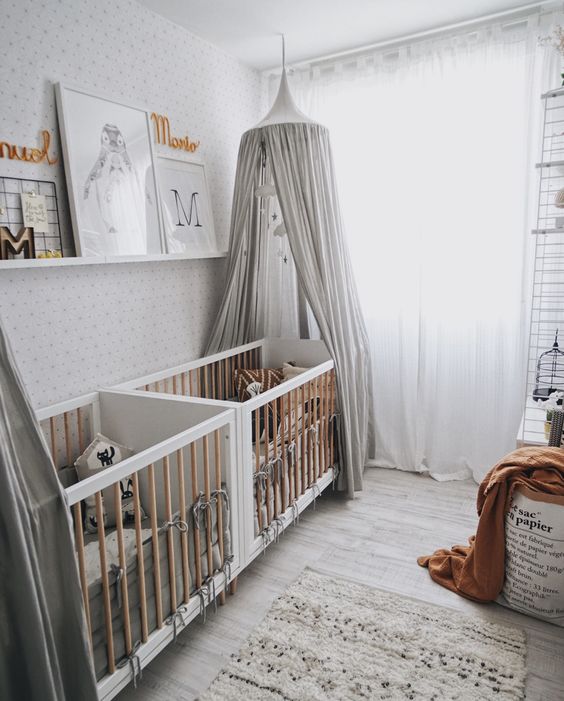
[157, 154, 221, 257]
[55, 82, 164, 257]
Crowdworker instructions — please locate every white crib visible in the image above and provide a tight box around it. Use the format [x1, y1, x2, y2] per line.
[37, 339, 339, 699]
[36, 389, 240, 701]
[115, 338, 339, 565]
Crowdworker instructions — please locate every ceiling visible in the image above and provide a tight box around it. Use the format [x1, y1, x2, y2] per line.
[137, 0, 547, 71]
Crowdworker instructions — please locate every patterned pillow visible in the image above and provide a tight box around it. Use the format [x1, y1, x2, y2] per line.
[234, 368, 284, 402]
[75, 433, 145, 534]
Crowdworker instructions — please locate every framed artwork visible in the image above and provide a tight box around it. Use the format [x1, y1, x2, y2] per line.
[55, 83, 163, 257]
[157, 155, 220, 256]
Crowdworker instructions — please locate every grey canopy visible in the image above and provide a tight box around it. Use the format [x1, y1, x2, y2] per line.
[0, 324, 97, 700]
[207, 72, 371, 495]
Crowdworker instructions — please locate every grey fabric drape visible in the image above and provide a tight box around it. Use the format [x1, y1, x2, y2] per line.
[207, 122, 371, 495]
[0, 325, 97, 700]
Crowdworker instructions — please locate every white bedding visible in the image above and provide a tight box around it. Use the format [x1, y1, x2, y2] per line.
[83, 528, 152, 586]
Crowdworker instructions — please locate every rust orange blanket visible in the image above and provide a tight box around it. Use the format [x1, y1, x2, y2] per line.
[417, 446, 564, 602]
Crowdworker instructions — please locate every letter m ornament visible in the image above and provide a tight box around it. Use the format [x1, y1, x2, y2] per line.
[0, 226, 35, 259]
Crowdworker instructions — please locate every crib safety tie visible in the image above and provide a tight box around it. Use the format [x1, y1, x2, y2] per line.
[308, 425, 319, 444]
[255, 459, 275, 493]
[192, 492, 215, 529]
[259, 526, 272, 555]
[274, 455, 284, 483]
[287, 441, 296, 467]
[165, 605, 188, 643]
[311, 482, 321, 509]
[117, 640, 142, 688]
[331, 462, 341, 490]
[271, 516, 285, 543]
[197, 584, 210, 622]
[291, 498, 300, 526]
[109, 563, 123, 609]
[204, 575, 218, 614]
[221, 554, 234, 588]
[211, 487, 230, 511]
[162, 515, 189, 533]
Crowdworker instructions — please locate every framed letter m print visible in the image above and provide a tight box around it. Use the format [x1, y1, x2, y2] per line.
[157, 156, 219, 257]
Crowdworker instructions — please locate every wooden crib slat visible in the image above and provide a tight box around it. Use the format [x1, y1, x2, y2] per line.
[204, 365, 210, 399]
[76, 407, 85, 454]
[307, 380, 314, 487]
[49, 416, 57, 467]
[181, 371, 187, 397]
[163, 454, 177, 613]
[254, 409, 263, 533]
[148, 463, 163, 628]
[73, 501, 92, 650]
[313, 376, 320, 480]
[214, 430, 226, 605]
[202, 436, 214, 580]
[264, 401, 271, 525]
[230, 355, 235, 398]
[132, 471, 149, 642]
[189, 369, 195, 397]
[63, 411, 72, 467]
[224, 357, 229, 400]
[326, 371, 332, 473]
[196, 367, 202, 398]
[272, 400, 279, 519]
[293, 388, 299, 501]
[218, 360, 224, 400]
[114, 483, 133, 655]
[172, 375, 178, 395]
[190, 443, 203, 590]
[96, 491, 115, 673]
[176, 448, 190, 604]
[319, 373, 326, 476]
[330, 369, 335, 469]
[280, 393, 288, 514]
[211, 362, 217, 399]
[300, 384, 307, 494]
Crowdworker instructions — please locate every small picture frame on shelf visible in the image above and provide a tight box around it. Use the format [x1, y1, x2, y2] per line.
[55, 82, 163, 257]
[156, 155, 220, 257]
[0, 177, 63, 259]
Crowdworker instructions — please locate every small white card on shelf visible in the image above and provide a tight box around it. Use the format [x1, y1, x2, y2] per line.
[21, 193, 49, 233]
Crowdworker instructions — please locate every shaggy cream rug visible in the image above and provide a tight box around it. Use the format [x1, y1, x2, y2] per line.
[201, 569, 526, 700]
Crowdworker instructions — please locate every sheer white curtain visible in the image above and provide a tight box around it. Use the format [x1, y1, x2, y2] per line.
[282, 16, 560, 482]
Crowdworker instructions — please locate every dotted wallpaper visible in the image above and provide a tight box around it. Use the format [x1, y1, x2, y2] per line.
[0, 0, 261, 408]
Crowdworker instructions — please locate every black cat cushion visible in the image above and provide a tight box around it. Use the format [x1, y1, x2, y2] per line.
[75, 433, 144, 533]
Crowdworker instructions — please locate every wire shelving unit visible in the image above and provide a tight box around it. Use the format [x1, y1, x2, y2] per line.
[520, 86, 564, 446]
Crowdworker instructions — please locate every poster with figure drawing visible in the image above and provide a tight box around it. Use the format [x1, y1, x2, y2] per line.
[157, 156, 219, 256]
[56, 83, 163, 256]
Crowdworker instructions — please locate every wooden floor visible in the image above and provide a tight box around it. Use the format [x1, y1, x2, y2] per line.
[118, 468, 564, 701]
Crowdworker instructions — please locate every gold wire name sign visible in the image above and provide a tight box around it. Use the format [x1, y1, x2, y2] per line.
[0, 130, 58, 165]
[150, 113, 200, 154]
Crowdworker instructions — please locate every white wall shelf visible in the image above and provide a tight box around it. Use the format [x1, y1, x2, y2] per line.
[0, 250, 228, 270]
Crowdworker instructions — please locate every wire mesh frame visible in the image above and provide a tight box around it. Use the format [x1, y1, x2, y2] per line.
[523, 91, 564, 443]
[0, 176, 64, 257]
